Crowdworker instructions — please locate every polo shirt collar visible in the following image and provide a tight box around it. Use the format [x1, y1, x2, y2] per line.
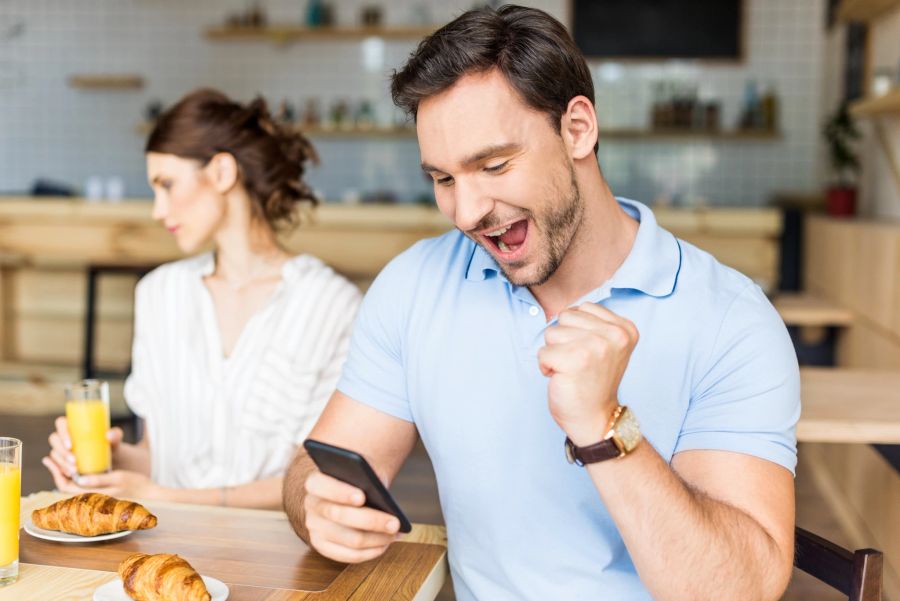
[464, 198, 681, 299]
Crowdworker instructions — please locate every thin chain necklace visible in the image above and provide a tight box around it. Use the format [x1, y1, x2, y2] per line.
[211, 252, 288, 292]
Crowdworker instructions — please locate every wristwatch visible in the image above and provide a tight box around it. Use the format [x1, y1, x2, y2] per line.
[564, 405, 642, 466]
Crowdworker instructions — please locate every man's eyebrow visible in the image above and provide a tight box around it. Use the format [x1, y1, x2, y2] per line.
[420, 143, 522, 174]
[461, 143, 521, 167]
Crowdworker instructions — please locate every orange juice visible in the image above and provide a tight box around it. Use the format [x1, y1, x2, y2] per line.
[0, 463, 20, 567]
[66, 400, 111, 475]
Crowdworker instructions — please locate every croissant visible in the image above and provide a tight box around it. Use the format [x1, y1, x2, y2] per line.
[31, 493, 157, 536]
[119, 553, 211, 601]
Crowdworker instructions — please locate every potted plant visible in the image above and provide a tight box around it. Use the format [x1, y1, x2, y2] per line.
[822, 102, 861, 216]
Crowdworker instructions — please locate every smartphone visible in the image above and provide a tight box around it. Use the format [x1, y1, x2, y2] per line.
[303, 439, 412, 533]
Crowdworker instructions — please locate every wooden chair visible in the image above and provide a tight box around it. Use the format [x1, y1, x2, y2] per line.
[82, 262, 155, 439]
[794, 527, 883, 601]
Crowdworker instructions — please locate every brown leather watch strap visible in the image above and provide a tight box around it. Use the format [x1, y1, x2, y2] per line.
[565, 436, 621, 466]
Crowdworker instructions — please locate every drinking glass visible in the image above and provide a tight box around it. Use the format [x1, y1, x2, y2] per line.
[65, 379, 111, 476]
[0, 437, 22, 587]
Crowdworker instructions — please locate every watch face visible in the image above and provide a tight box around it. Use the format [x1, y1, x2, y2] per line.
[616, 407, 642, 452]
[564, 439, 576, 464]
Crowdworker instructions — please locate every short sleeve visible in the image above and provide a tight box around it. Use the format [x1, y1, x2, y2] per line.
[336, 251, 416, 423]
[124, 277, 154, 419]
[675, 284, 801, 474]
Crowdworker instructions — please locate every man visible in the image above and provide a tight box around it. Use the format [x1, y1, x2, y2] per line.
[284, 6, 800, 600]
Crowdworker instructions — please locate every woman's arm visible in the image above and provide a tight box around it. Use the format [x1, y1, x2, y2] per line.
[46, 417, 281, 509]
[46, 465, 285, 511]
[162, 476, 284, 510]
[45, 419, 151, 481]
[111, 430, 151, 476]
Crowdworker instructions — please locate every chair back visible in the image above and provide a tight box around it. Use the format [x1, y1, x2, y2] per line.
[794, 527, 883, 601]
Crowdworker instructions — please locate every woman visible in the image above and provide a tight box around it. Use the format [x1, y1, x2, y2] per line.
[43, 89, 360, 508]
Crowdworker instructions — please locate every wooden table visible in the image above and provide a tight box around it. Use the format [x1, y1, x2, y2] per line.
[798, 368, 900, 444]
[773, 294, 855, 327]
[773, 293, 856, 367]
[0, 491, 447, 600]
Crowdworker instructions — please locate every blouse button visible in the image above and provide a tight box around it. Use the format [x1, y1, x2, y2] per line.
[528, 306, 540, 317]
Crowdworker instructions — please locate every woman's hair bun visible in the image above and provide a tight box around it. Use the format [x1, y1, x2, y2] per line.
[146, 88, 319, 229]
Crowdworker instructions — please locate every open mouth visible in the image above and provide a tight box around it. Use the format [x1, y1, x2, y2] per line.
[483, 219, 528, 261]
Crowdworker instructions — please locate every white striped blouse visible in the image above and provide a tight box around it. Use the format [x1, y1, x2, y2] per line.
[124, 252, 361, 489]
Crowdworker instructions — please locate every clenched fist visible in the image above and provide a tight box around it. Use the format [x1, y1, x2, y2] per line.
[538, 303, 639, 447]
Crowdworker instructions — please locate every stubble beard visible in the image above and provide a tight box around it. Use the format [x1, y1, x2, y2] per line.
[501, 163, 584, 287]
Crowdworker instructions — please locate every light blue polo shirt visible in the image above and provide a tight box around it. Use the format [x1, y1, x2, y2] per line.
[337, 198, 800, 600]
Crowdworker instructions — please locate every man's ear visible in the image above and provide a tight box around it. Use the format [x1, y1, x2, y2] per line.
[560, 95, 599, 160]
[205, 152, 239, 193]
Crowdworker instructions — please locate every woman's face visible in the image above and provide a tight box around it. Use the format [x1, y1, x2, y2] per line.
[146, 152, 227, 253]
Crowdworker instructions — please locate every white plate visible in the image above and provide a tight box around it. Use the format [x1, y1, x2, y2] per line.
[93, 575, 229, 601]
[23, 519, 133, 543]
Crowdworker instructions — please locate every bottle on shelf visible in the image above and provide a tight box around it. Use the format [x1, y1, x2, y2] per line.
[760, 81, 779, 132]
[738, 79, 762, 130]
[306, 0, 323, 27]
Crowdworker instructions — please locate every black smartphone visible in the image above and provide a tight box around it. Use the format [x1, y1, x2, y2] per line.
[302, 439, 412, 533]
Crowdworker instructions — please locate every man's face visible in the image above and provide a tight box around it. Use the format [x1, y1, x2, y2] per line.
[417, 69, 584, 287]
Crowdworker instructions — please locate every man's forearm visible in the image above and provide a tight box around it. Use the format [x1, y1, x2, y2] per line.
[283, 450, 317, 544]
[586, 443, 790, 601]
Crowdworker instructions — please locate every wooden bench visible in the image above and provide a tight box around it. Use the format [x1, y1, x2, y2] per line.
[798, 368, 900, 444]
[774, 293, 855, 328]
[773, 294, 856, 366]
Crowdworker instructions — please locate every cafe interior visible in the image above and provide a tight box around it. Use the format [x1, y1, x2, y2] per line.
[0, 0, 899, 599]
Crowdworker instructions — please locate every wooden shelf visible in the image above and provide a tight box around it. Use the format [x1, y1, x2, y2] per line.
[850, 87, 900, 117]
[773, 293, 855, 327]
[601, 128, 781, 141]
[296, 126, 779, 141]
[298, 125, 417, 139]
[137, 122, 780, 142]
[68, 75, 143, 90]
[137, 123, 416, 138]
[837, 0, 900, 22]
[798, 368, 900, 444]
[204, 24, 438, 43]
[133, 122, 778, 141]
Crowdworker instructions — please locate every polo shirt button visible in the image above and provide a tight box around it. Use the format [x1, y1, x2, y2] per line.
[529, 306, 540, 316]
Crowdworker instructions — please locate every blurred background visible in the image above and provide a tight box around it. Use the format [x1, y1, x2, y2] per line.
[0, 0, 893, 212]
[1, 1, 899, 599]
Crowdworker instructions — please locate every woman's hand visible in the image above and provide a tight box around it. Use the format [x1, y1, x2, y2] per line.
[46, 416, 126, 479]
[44, 417, 155, 498]
[41, 456, 165, 500]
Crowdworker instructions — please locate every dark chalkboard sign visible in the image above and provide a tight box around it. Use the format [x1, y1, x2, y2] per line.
[572, 0, 744, 60]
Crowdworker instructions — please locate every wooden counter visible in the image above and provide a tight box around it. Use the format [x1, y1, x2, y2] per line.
[0, 197, 781, 414]
[799, 215, 900, 599]
[0, 199, 450, 278]
[773, 293, 855, 327]
[798, 368, 900, 444]
[0, 197, 780, 281]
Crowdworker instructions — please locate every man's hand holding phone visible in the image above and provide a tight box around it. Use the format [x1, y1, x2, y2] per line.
[302, 439, 412, 564]
[302, 470, 403, 563]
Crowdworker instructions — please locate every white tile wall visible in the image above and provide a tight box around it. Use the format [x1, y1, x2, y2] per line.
[0, 0, 825, 205]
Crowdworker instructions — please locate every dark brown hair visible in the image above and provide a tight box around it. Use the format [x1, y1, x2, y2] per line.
[391, 5, 594, 142]
[145, 88, 318, 229]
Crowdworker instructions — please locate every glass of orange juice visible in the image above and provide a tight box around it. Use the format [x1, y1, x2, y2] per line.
[65, 379, 112, 476]
[0, 437, 22, 587]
